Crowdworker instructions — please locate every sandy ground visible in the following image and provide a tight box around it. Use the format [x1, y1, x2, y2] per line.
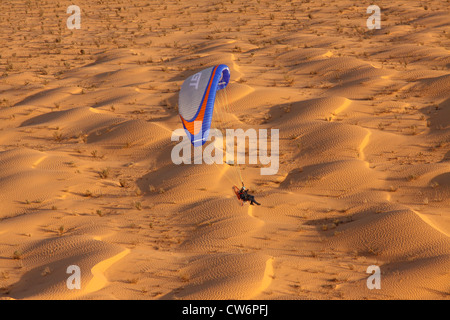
[0, 0, 449, 300]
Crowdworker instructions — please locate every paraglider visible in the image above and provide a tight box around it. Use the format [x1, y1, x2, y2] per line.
[177, 64, 262, 206]
[233, 184, 261, 206]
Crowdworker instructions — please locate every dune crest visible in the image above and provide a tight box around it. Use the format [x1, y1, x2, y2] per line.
[84, 248, 130, 295]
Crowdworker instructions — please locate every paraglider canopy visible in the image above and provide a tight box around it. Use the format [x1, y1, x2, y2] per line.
[178, 65, 230, 147]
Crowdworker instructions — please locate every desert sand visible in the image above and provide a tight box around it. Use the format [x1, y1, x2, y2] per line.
[0, 0, 449, 300]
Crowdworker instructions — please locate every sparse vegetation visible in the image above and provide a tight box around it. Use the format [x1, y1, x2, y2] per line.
[99, 168, 110, 179]
[134, 201, 142, 210]
[119, 179, 129, 188]
[53, 131, 63, 141]
[13, 250, 23, 260]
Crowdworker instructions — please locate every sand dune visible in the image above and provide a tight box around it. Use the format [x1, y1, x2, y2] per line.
[164, 253, 273, 299]
[0, 0, 449, 300]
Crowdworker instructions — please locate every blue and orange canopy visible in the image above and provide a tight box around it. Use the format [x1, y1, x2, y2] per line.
[178, 65, 230, 147]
